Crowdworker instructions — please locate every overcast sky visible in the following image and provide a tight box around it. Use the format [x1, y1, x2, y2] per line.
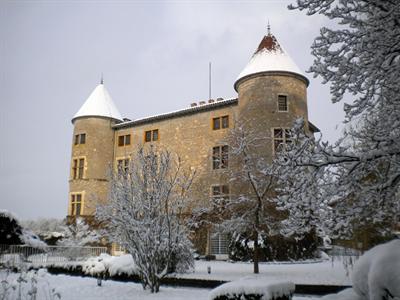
[0, 0, 345, 221]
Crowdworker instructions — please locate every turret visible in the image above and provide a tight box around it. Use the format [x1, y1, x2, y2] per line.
[68, 81, 122, 220]
[235, 27, 310, 160]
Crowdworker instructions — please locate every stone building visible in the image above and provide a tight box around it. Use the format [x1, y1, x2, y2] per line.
[68, 29, 319, 257]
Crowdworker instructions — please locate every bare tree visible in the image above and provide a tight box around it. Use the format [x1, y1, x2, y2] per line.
[191, 118, 283, 274]
[96, 146, 195, 293]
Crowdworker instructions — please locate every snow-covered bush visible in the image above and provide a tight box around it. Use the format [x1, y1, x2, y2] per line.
[320, 239, 400, 300]
[0, 210, 46, 249]
[82, 254, 137, 277]
[352, 239, 400, 300]
[209, 278, 295, 300]
[0, 267, 61, 300]
[229, 232, 319, 262]
[22, 218, 64, 246]
[57, 218, 99, 248]
[97, 146, 195, 293]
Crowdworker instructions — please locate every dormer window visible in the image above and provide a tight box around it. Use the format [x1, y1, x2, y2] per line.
[278, 95, 288, 112]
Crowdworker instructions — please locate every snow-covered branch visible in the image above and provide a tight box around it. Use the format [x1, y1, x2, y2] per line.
[96, 146, 195, 293]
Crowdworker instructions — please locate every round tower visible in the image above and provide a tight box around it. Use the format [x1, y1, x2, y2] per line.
[234, 27, 311, 160]
[68, 81, 122, 221]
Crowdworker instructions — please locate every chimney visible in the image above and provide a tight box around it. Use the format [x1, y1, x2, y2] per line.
[190, 103, 198, 107]
[208, 99, 215, 104]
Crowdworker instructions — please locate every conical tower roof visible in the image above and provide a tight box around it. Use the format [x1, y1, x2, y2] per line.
[72, 82, 123, 123]
[234, 28, 308, 91]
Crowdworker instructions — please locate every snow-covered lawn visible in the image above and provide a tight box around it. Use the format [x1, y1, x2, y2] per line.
[1, 258, 353, 299]
[177, 259, 352, 286]
[1, 271, 320, 300]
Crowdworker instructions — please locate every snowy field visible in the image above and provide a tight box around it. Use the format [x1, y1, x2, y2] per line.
[1, 258, 354, 300]
[1, 271, 322, 300]
[177, 259, 352, 286]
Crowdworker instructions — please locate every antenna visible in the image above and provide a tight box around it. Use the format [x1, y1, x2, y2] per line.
[267, 20, 271, 35]
[100, 73, 104, 85]
[209, 62, 212, 100]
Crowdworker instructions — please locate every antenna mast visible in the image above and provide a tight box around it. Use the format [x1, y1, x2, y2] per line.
[209, 62, 212, 100]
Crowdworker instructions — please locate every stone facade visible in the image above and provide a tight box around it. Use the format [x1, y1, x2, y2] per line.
[68, 31, 317, 256]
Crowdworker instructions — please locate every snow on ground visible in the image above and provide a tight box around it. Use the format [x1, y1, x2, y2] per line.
[209, 277, 295, 300]
[1, 271, 321, 300]
[176, 259, 352, 286]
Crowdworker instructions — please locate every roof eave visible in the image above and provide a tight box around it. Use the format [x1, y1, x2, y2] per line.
[113, 98, 238, 129]
[308, 121, 320, 133]
[71, 115, 123, 124]
[234, 70, 309, 92]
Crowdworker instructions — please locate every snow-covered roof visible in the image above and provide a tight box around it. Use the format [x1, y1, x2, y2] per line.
[114, 97, 238, 129]
[72, 83, 123, 122]
[235, 31, 308, 91]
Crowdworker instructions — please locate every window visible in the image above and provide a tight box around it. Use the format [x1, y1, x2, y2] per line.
[112, 243, 126, 256]
[211, 185, 230, 201]
[210, 229, 229, 255]
[152, 129, 158, 141]
[212, 115, 229, 130]
[117, 158, 129, 175]
[144, 129, 159, 142]
[74, 133, 86, 145]
[70, 194, 82, 216]
[278, 95, 288, 112]
[222, 115, 229, 128]
[72, 158, 85, 179]
[118, 134, 131, 146]
[212, 145, 229, 169]
[273, 128, 292, 152]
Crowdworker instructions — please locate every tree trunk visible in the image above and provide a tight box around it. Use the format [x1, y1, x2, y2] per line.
[253, 230, 259, 274]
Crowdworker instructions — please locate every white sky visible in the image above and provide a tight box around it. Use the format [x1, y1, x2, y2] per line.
[0, 0, 345, 220]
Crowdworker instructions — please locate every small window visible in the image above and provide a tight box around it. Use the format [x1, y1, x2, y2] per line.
[118, 136, 124, 146]
[80, 133, 86, 144]
[212, 118, 221, 130]
[278, 95, 288, 112]
[71, 193, 83, 216]
[145, 131, 152, 142]
[213, 115, 229, 130]
[74, 133, 86, 145]
[118, 134, 131, 147]
[117, 158, 130, 175]
[72, 158, 85, 179]
[211, 185, 230, 203]
[222, 116, 229, 128]
[78, 158, 84, 179]
[125, 134, 131, 145]
[212, 145, 229, 169]
[145, 129, 159, 142]
[152, 129, 158, 141]
[273, 128, 292, 152]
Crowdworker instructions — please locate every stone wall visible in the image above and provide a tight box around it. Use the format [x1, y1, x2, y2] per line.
[68, 72, 310, 255]
[69, 117, 116, 216]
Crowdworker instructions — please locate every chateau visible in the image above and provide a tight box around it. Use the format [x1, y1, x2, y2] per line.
[68, 28, 318, 257]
